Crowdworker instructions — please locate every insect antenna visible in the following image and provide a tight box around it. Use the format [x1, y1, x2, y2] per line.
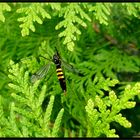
[55, 47, 61, 57]
[55, 47, 58, 53]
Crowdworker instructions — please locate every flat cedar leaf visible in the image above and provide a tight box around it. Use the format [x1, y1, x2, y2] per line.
[56, 3, 90, 51]
[0, 3, 11, 22]
[17, 4, 51, 36]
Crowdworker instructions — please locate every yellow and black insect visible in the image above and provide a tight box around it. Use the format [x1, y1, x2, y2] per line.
[52, 51, 66, 93]
[31, 48, 82, 95]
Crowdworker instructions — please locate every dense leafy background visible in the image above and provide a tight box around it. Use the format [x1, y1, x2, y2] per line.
[0, 3, 140, 138]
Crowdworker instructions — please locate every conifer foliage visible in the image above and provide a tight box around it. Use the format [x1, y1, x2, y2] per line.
[0, 3, 140, 138]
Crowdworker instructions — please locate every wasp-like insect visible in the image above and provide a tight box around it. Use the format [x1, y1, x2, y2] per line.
[31, 48, 82, 94]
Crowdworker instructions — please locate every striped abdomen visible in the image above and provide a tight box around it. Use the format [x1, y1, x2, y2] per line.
[56, 65, 66, 93]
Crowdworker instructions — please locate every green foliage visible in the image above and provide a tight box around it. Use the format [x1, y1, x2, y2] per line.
[0, 3, 11, 22]
[78, 47, 140, 80]
[17, 4, 51, 36]
[89, 3, 112, 25]
[0, 60, 64, 137]
[85, 83, 140, 137]
[122, 3, 140, 17]
[0, 3, 140, 138]
[55, 3, 91, 51]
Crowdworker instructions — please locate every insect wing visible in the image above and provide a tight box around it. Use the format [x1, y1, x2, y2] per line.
[30, 63, 51, 83]
[61, 59, 83, 76]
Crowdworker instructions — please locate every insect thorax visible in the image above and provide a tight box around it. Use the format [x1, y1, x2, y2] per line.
[53, 54, 61, 65]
